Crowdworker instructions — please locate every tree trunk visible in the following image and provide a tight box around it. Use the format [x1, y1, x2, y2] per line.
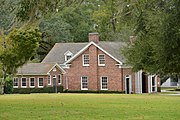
[0, 71, 6, 94]
[0, 85, 4, 94]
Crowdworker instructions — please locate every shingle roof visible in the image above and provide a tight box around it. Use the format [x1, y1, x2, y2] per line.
[42, 41, 127, 64]
[17, 63, 55, 75]
[98, 41, 127, 63]
[42, 43, 88, 64]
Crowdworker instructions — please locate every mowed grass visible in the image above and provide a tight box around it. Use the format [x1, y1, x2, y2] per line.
[0, 94, 180, 120]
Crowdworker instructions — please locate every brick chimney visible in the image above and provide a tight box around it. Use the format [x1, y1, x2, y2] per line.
[89, 33, 99, 43]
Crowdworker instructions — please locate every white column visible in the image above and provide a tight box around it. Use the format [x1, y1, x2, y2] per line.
[135, 70, 142, 94]
[148, 75, 151, 93]
[155, 76, 157, 92]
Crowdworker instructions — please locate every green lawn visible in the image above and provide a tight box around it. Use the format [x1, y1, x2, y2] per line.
[0, 93, 180, 120]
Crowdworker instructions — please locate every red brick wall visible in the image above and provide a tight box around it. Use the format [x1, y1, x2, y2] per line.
[16, 66, 64, 88]
[64, 44, 135, 92]
[47, 66, 64, 87]
[16, 75, 47, 88]
[122, 68, 135, 93]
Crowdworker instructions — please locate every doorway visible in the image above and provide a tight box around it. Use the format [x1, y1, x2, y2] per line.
[142, 72, 148, 93]
[125, 75, 132, 94]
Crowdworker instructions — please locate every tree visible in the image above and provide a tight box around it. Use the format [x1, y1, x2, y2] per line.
[0, 28, 41, 94]
[123, 0, 180, 78]
[38, 15, 72, 60]
[0, 0, 19, 31]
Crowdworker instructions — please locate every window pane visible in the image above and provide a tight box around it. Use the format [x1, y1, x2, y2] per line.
[83, 54, 89, 65]
[99, 55, 105, 65]
[58, 75, 61, 84]
[30, 78, 35, 86]
[66, 55, 72, 61]
[82, 77, 88, 89]
[13, 78, 18, 86]
[22, 78, 26, 86]
[48, 75, 51, 84]
[101, 77, 108, 89]
[39, 78, 43, 86]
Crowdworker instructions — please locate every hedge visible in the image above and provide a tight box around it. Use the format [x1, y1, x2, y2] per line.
[64, 90, 125, 94]
[13, 86, 63, 94]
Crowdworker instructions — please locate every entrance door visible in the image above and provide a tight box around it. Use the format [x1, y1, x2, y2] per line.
[125, 75, 132, 94]
[142, 72, 148, 93]
[53, 75, 57, 93]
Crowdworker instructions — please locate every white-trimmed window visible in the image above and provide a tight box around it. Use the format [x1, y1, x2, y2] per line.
[21, 77, 27, 88]
[38, 78, 44, 88]
[81, 76, 88, 90]
[83, 54, 90, 66]
[64, 51, 73, 61]
[13, 77, 18, 88]
[48, 75, 51, 85]
[58, 74, 61, 84]
[101, 76, 108, 90]
[29, 77, 35, 88]
[98, 54, 105, 66]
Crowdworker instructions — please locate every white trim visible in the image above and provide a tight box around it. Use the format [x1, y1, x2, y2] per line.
[29, 77, 35, 88]
[119, 65, 133, 68]
[21, 77, 27, 88]
[38, 77, 44, 88]
[64, 41, 123, 65]
[125, 75, 132, 94]
[82, 54, 90, 66]
[98, 54, 105, 66]
[64, 50, 73, 61]
[100, 76, 108, 90]
[13, 77, 19, 88]
[81, 76, 88, 90]
[48, 74, 51, 85]
[47, 63, 66, 74]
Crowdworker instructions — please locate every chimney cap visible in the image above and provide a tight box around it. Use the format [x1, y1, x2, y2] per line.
[89, 32, 99, 35]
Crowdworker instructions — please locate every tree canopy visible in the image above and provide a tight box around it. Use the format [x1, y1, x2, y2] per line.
[0, 28, 41, 94]
[123, 0, 180, 76]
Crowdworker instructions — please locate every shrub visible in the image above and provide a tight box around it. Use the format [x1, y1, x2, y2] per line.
[4, 77, 13, 94]
[64, 90, 125, 94]
[157, 87, 161, 92]
[13, 86, 63, 94]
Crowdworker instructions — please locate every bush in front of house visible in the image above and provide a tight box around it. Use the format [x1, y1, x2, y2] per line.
[13, 86, 63, 94]
[64, 90, 125, 94]
[4, 77, 13, 94]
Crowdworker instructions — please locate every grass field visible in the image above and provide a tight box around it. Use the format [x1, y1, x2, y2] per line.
[0, 93, 180, 120]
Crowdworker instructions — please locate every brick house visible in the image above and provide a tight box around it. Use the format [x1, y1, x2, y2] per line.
[14, 33, 160, 94]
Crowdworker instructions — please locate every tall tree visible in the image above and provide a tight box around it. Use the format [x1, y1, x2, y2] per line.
[123, 0, 180, 78]
[0, 28, 41, 94]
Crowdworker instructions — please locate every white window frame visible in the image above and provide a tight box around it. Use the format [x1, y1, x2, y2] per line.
[21, 77, 27, 88]
[64, 51, 73, 61]
[82, 54, 90, 66]
[101, 76, 108, 90]
[58, 74, 62, 84]
[48, 74, 51, 85]
[29, 77, 35, 88]
[98, 54, 105, 66]
[38, 77, 44, 88]
[13, 77, 18, 88]
[81, 76, 88, 90]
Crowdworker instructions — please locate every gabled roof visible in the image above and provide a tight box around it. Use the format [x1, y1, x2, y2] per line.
[42, 43, 88, 64]
[17, 63, 65, 75]
[42, 41, 127, 65]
